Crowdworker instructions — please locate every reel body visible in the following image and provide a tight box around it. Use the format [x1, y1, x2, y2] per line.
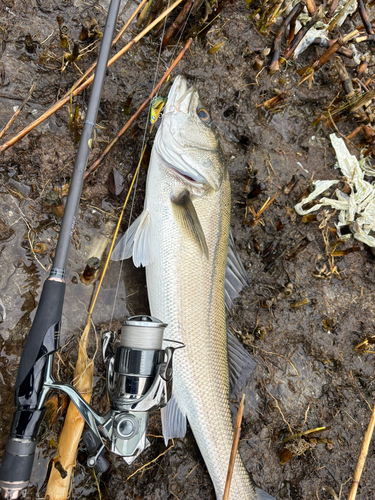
[99, 315, 173, 464]
[45, 316, 173, 470]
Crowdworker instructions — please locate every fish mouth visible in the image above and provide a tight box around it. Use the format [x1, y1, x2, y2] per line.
[165, 76, 194, 115]
[168, 165, 208, 189]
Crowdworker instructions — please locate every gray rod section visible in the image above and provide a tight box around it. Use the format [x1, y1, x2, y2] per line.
[52, 0, 121, 272]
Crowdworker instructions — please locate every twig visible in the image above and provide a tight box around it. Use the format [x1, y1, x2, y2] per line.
[126, 440, 175, 480]
[0, 82, 36, 140]
[248, 343, 299, 375]
[287, 2, 304, 44]
[313, 38, 353, 59]
[327, 0, 339, 17]
[284, 6, 324, 60]
[84, 38, 192, 178]
[306, 0, 317, 15]
[162, 0, 195, 46]
[0, 0, 185, 155]
[269, 1, 304, 74]
[358, 0, 374, 35]
[348, 403, 375, 500]
[92, 469, 102, 500]
[264, 385, 293, 434]
[223, 395, 245, 500]
[256, 192, 280, 218]
[312, 30, 359, 70]
[185, 463, 199, 478]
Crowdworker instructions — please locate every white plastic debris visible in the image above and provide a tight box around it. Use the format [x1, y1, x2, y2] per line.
[293, 27, 329, 60]
[292, 0, 358, 60]
[294, 134, 375, 246]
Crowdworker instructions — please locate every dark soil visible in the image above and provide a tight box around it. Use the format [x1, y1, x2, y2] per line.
[0, 1, 375, 500]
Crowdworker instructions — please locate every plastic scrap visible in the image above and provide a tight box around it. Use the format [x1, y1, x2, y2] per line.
[295, 133, 375, 247]
[292, 0, 358, 60]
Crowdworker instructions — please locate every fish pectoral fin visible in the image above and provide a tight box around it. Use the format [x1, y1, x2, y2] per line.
[227, 331, 257, 396]
[171, 189, 208, 258]
[111, 210, 152, 268]
[111, 214, 142, 261]
[161, 393, 187, 446]
[225, 230, 249, 311]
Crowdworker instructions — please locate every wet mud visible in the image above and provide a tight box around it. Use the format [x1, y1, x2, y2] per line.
[0, 1, 375, 499]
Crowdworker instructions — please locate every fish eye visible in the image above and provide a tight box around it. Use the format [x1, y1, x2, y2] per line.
[197, 108, 210, 123]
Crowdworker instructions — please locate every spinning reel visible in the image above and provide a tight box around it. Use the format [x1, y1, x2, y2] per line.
[81, 315, 175, 470]
[52, 315, 174, 470]
[0, 315, 176, 499]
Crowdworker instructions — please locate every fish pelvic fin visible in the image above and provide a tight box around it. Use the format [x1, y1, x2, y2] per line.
[225, 230, 249, 311]
[111, 210, 152, 267]
[227, 331, 257, 397]
[161, 393, 187, 446]
[171, 189, 209, 258]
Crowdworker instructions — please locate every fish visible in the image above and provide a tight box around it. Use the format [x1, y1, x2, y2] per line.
[112, 75, 276, 500]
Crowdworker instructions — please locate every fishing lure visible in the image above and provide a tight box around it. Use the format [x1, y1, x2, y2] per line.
[150, 96, 167, 124]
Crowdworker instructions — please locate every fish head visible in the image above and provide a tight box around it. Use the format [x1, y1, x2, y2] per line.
[154, 75, 225, 194]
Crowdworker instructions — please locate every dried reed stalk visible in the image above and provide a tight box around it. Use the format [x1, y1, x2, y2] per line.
[45, 323, 94, 500]
[223, 394, 245, 500]
[348, 403, 375, 500]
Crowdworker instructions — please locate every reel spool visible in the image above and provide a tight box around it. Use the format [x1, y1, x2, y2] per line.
[107, 315, 167, 407]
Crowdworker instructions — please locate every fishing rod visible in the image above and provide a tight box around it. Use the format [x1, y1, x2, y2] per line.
[0, 1, 176, 498]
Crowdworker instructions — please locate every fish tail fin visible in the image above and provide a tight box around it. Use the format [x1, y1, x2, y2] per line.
[111, 210, 152, 267]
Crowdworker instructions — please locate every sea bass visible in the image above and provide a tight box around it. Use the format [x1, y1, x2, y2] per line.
[112, 76, 275, 500]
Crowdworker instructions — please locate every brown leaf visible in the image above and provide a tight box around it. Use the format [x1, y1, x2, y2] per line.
[108, 167, 124, 196]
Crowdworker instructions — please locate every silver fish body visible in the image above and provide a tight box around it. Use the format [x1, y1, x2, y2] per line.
[112, 76, 275, 500]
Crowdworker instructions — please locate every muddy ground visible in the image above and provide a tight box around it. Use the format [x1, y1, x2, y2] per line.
[0, 0, 375, 499]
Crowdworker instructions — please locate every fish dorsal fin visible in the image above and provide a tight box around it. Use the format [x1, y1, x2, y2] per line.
[161, 393, 187, 445]
[171, 189, 208, 258]
[225, 230, 249, 311]
[227, 331, 257, 396]
[111, 210, 152, 268]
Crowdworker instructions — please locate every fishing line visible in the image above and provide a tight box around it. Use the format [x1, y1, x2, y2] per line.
[168, 0, 196, 63]
[109, 0, 172, 328]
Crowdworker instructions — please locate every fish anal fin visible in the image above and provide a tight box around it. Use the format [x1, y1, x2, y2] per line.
[111, 210, 152, 268]
[255, 487, 277, 500]
[225, 230, 249, 311]
[227, 331, 257, 397]
[161, 394, 187, 446]
[171, 189, 209, 258]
